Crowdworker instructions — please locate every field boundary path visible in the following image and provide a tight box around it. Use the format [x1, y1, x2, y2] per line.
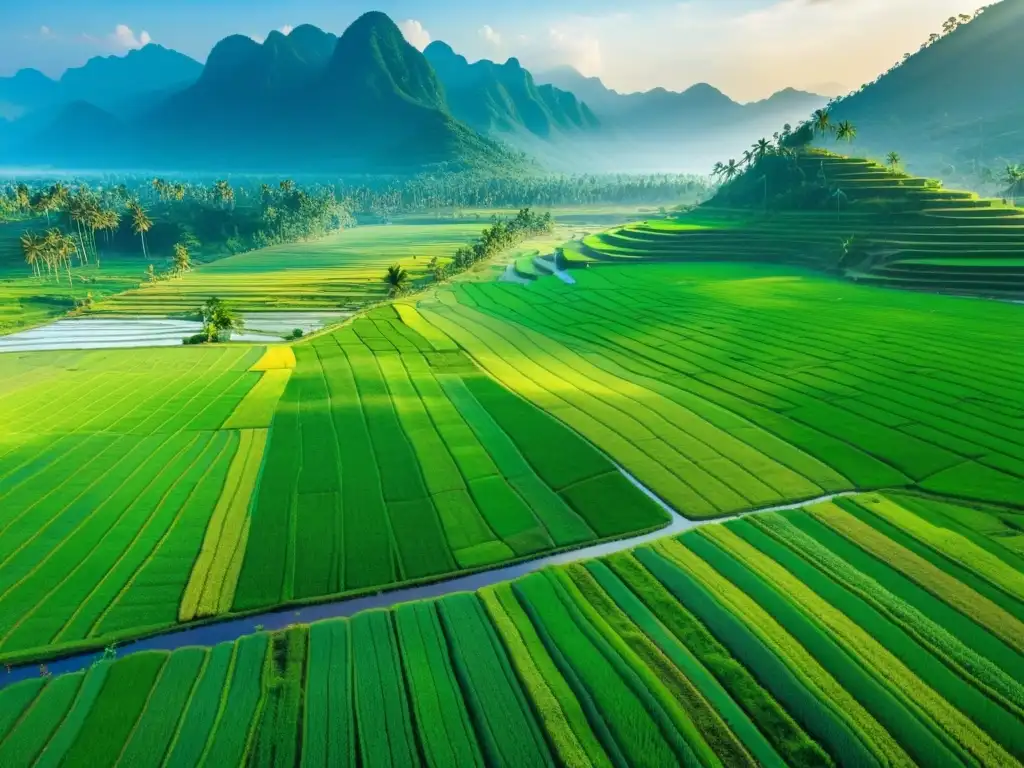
[0, 473, 852, 687]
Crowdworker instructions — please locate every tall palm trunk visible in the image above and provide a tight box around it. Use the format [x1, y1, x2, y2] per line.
[140, 231, 148, 260]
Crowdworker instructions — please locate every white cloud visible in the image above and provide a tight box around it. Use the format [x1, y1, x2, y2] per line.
[516, 27, 602, 75]
[39, 26, 53, 38]
[398, 19, 431, 51]
[479, 25, 502, 47]
[110, 24, 151, 50]
[280, 25, 294, 35]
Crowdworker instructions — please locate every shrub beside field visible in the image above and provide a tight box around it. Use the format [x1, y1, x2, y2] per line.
[3, 492, 1021, 767]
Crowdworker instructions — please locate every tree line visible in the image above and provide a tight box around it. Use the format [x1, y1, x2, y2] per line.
[384, 208, 555, 295]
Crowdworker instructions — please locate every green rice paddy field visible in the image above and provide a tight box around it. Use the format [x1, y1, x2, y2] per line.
[2, 191, 1024, 765]
[3, 490, 1022, 767]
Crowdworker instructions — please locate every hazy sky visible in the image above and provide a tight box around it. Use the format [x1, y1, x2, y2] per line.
[1, 0, 991, 100]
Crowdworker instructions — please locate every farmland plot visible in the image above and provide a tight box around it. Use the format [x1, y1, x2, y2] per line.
[412, 262, 1024, 515]
[8, 491, 1022, 767]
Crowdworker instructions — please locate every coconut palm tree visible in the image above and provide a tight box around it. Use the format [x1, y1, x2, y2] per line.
[711, 161, 725, 179]
[835, 120, 857, 144]
[384, 264, 410, 296]
[753, 138, 772, 163]
[812, 109, 833, 137]
[129, 201, 153, 260]
[885, 151, 902, 174]
[20, 231, 45, 278]
[741, 150, 754, 168]
[1003, 164, 1023, 206]
[43, 228, 74, 285]
[721, 159, 741, 182]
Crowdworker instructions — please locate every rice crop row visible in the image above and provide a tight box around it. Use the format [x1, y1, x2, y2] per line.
[414, 259, 1024, 514]
[8, 491, 1023, 765]
[233, 313, 668, 615]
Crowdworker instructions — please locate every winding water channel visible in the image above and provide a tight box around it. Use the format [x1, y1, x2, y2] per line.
[0, 470, 852, 689]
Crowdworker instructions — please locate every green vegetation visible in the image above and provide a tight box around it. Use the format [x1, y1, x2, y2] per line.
[5, 491, 1020, 766]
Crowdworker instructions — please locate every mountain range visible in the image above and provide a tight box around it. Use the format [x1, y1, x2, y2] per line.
[0, 45, 202, 120]
[0, 9, 863, 174]
[536, 66, 827, 137]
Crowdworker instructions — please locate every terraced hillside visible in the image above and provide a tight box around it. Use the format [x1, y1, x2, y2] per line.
[578, 152, 1024, 297]
[3, 491, 1021, 767]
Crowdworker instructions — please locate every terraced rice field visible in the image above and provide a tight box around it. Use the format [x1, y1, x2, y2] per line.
[578, 153, 1024, 297]
[94, 223, 494, 315]
[4, 491, 1021, 767]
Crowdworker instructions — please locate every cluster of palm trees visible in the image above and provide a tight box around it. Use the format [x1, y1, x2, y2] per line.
[18, 229, 78, 284]
[384, 208, 554, 295]
[710, 109, 858, 186]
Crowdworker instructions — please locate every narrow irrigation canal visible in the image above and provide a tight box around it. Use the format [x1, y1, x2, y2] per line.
[0, 472, 851, 688]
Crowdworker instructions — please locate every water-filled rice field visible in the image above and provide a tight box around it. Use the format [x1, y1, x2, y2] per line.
[4, 490, 1021, 767]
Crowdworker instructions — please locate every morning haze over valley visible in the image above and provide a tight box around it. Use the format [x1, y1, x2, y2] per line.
[0, 1, 1022, 766]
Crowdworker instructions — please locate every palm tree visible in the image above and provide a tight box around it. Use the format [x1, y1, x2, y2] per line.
[20, 231, 45, 278]
[43, 228, 74, 285]
[129, 202, 153, 260]
[384, 264, 410, 296]
[1003, 164, 1023, 206]
[753, 138, 772, 163]
[711, 161, 725, 179]
[721, 159, 741, 182]
[172, 243, 191, 275]
[885, 151, 902, 174]
[812, 108, 833, 137]
[741, 150, 754, 168]
[835, 121, 857, 144]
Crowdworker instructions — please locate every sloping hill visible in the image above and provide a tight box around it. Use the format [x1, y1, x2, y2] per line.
[424, 42, 599, 137]
[578, 149, 1024, 298]
[826, 0, 1024, 178]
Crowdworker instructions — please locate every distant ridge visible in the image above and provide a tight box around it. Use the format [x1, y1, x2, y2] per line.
[0, 45, 203, 118]
[424, 42, 599, 138]
[535, 65, 826, 135]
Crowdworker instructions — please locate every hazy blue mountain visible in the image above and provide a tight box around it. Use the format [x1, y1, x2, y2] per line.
[424, 42, 599, 137]
[0, 69, 59, 118]
[0, 45, 202, 119]
[536, 66, 825, 136]
[9, 14, 522, 173]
